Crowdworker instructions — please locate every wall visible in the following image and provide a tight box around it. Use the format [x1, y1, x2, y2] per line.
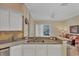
[28, 17, 35, 37]
[23, 4, 29, 37]
[62, 15, 79, 34]
[22, 4, 35, 37]
[34, 20, 65, 36]
[29, 15, 79, 37]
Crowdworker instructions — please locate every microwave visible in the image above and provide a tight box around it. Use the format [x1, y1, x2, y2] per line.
[70, 25, 79, 34]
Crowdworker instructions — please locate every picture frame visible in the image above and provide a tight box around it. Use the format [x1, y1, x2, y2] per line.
[70, 25, 79, 34]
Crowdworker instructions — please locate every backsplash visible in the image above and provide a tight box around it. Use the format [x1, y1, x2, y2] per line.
[0, 31, 22, 40]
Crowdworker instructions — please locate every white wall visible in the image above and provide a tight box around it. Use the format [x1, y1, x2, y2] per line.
[34, 20, 65, 36]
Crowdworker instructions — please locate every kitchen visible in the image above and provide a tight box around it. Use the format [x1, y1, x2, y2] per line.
[0, 3, 79, 56]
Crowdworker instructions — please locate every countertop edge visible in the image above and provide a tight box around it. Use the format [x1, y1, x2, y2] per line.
[0, 40, 27, 49]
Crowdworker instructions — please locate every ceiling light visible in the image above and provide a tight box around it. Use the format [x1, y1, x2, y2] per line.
[60, 3, 69, 6]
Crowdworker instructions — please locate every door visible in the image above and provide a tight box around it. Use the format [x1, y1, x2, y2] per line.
[35, 44, 47, 56]
[10, 45, 22, 56]
[10, 9, 22, 31]
[0, 8, 9, 31]
[23, 44, 35, 56]
[47, 44, 62, 56]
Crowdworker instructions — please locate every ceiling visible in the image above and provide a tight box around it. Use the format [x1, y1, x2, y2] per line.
[26, 3, 79, 21]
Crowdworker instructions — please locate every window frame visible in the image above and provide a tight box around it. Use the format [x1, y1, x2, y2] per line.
[35, 24, 51, 37]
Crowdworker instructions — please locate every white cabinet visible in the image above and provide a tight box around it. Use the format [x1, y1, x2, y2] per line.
[10, 44, 62, 56]
[10, 9, 22, 31]
[22, 44, 62, 56]
[0, 8, 22, 31]
[35, 44, 47, 56]
[0, 8, 9, 31]
[10, 45, 22, 56]
[47, 44, 62, 56]
[23, 44, 35, 56]
[22, 44, 47, 56]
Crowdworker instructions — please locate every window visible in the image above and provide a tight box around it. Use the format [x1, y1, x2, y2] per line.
[35, 24, 51, 37]
[43, 25, 50, 36]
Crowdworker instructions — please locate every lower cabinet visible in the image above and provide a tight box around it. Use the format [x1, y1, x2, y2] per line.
[10, 44, 62, 56]
[35, 44, 47, 56]
[23, 44, 35, 56]
[10, 45, 23, 56]
[22, 44, 47, 56]
[47, 44, 62, 56]
[22, 44, 62, 56]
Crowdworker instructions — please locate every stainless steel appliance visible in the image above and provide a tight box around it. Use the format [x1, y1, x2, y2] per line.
[0, 47, 10, 56]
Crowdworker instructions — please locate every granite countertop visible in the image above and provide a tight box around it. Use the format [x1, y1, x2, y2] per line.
[28, 36, 70, 41]
[26, 41, 62, 44]
[28, 36, 63, 44]
[0, 39, 63, 49]
[0, 36, 65, 49]
[56, 36, 70, 41]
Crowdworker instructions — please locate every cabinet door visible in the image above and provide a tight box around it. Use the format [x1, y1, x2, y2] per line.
[10, 45, 22, 56]
[47, 44, 62, 56]
[0, 8, 9, 31]
[23, 44, 35, 56]
[10, 9, 22, 31]
[35, 44, 47, 56]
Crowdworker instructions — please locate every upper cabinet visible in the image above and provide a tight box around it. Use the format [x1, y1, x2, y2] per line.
[0, 8, 9, 31]
[10, 9, 22, 31]
[0, 8, 23, 31]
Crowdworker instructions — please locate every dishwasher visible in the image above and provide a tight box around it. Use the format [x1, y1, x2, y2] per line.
[0, 47, 10, 56]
